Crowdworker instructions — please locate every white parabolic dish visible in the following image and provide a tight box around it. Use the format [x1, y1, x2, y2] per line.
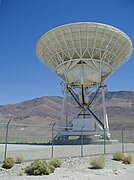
[36, 22, 133, 88]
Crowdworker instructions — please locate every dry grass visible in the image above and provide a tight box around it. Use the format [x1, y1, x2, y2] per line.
[90, 155, 105, 169]
[122, 154, 133, 164]
[113, 151, 125, 161]
[48, 158, 62, 168]
[15, 155, 24, 164]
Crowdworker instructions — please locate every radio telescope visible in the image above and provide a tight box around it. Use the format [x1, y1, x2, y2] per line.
[36, 22, 133, 142]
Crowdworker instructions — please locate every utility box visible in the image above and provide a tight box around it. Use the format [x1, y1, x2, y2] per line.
[71, 118, 95, 131]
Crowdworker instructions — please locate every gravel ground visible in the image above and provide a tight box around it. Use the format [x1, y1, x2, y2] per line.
[0, 154, 134, 180]
[0, 143, 134, 162]
[0, 143, 134, 179]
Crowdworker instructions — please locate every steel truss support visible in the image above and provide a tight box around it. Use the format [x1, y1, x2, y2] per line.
[66, 85, 105, 130]
[61, 83, 110, 138]
[87, 107, 104, 129]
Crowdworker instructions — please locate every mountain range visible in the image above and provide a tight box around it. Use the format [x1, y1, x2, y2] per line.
[0, 91, 134, 130]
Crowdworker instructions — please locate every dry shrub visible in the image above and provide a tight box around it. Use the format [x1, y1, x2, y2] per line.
[113, 151, 125, 161]
[2, 157, 15, 169]
[48, 158, 62, 168]
[24, 160, 56, 176]
[90, 155, 105, 169]
[122, 154, 133, 164]
[48, 164, 55, 173]
[24, 160, 50, 175]
[15, 155, 24, 164]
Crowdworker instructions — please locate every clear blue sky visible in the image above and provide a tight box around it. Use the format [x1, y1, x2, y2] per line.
[0, 0, 133, 105]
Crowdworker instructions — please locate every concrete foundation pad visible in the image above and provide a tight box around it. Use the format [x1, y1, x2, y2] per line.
[54, 139, 119, 145]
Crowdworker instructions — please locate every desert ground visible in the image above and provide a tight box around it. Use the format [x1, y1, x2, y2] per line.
[0, 143, 133, 179]
[0, 154, 134, 180]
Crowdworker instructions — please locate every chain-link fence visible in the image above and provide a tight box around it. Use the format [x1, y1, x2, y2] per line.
[0, 122, 134, 162]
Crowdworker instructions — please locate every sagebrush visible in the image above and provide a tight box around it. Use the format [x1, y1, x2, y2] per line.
[24, 160, 55, 176]
[113, 151, 125, 161]
[2, 157, 15, 169]
[48, 164, 55, 173]
[122, 154, 133, 164]
[48, 158, 62, 168]
[90, 155, 105, 169]
[15, 155, 24, 164]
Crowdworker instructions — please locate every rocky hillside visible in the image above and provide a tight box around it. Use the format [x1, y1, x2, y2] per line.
[0, 91, 134, 130]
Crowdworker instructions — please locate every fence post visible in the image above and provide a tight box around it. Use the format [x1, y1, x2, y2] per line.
[103, 128, 106, 155]
[51, 122, 56, 158]
[4, 119, 12, 160]
[122, 128, 125, 153]
[81, 125, 85, 157]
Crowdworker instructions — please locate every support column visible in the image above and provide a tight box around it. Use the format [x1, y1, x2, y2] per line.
[101, 85, 109, 130]
[62, 83, 68, 125]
